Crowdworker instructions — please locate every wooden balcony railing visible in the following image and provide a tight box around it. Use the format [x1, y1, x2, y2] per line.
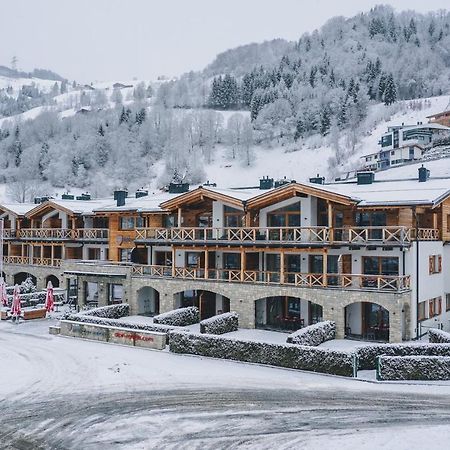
[135, 226, 439, 245]
[3, 256, 62, 267]
[0, 228, 15, 239]
[15, 228, 108, 241]
[130, 264, 411, 293]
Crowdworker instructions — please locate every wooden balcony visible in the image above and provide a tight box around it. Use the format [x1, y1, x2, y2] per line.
[15, 228, 109, 241]
[130, 264, 411, 293]
[1, 229, 16, 239]
[135, 226, 439, 246]
[3, 256, 62, 267]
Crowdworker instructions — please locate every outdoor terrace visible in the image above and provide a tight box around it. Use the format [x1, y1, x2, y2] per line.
[2, 228, 109, 241]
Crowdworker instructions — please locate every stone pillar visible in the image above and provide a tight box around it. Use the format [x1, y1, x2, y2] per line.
[389, 303, 403, 343]
[78, 278, 86, 310]
[323, 304, 345, 339]
[97, 281, 109, 307]
[230, 296, 255, 329]
[36, 276, 46, 291]
[159, 289, 175, 314]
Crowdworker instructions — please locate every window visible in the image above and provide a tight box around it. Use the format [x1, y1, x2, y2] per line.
[267, 201, 301, 227]
[429, 297, 442, 318]
[119, 216, 144, 230]
[119, 248, 132, 262]
[224, 253, 240, 269]
[418, 301, 427, 321]
[391, 151, 395, 155]
[363, 256, 399, 277]
[186, 252, 200, 267]
[446, 294, 450, 312]
[429, 255, 442, 274]
[381, 135, 392, 147]
[87, 248, 100, 260]
[108, 284, 123, 304]
[84, 282, 98, 305]
[224, 205, 244, 228]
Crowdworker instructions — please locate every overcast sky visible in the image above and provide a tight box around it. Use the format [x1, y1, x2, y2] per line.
[1, 0, 448, 83]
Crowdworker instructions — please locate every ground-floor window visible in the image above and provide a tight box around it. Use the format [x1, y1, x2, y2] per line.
[108, 284, 123, 304]
[84, 282, 98, 306]
[345, 302, 390, 342]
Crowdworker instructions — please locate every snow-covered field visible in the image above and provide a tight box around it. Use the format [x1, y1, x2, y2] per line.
[1, 318, 450, 449]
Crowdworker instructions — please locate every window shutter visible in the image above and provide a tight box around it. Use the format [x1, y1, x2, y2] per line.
[429, 299, 434, 317]
[437, 297, 442, 315]
[438, 255, 442, 273]
[429, 255, 434, 274]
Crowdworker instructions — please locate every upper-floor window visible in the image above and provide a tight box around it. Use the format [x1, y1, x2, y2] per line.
[224, 205, 244, 228]
[119, 248, 132, 262]
[119, 216, 144, 230]
[267, 202, 301, 227]
[418, 301, 427, 321]
[381, 135, 392, 147]
[429, 255, 442, 274]
[363, 256, 399, 276]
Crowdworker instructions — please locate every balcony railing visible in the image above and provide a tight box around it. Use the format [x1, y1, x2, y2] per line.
[3, 256, 62, 267]
[135, 226, 439, 245]
[130, 264, 411, 293]
[12, 228, 109, 241]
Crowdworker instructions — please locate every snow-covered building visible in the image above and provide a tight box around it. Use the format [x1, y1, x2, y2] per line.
[1, 169, 450, 343]
[361, 123, 450, 170]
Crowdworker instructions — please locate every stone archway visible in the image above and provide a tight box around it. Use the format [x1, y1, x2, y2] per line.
[45, 274, 60, 288]
[345, 301, 390, 342]
[173, 289, 230, 320]
[13, 272, 37, 287]
[136, 286, 160, 316]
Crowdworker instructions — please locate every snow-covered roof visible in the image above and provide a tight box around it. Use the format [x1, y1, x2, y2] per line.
[320, 177, 450, 207]
[383, 123, 450, 135]
[0, 202, 36, 216]
[94, 191, 177, 213]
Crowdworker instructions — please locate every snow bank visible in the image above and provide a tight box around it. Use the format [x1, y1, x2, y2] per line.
[286, 321, 336, 346]
[356, 343, 450, 370]
[153, 306, 199, 327]
[78, 303, 129, 319]
[169, 331, 355, 377]
[428, 329, 450, 344]
[377, 356, 450, 381]
[200, 312, 239, 335]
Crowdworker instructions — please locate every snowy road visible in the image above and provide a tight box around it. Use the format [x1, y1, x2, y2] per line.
[1, 320, 450, 449]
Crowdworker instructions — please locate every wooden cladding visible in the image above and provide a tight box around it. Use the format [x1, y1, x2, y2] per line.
[429, 254, 442, 274]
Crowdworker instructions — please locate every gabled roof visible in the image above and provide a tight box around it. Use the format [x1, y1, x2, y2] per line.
[246, 182, 356, 210]
[25, 198, 114, 218]
[0, 202, 36, 217]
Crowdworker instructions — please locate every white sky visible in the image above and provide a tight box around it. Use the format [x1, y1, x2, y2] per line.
[1, 0, 448, 83]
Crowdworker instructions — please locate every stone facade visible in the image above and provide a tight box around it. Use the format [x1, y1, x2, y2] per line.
[1, 263, 64, 290]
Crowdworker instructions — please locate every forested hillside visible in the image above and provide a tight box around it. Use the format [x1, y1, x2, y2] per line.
[0, 5, 449, 202]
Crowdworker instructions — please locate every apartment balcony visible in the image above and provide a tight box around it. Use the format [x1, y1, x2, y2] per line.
[135, 226, 439, 247]
[7, 228, 109, 242]
[130, 264, 411, 293]
[3, 256, 62, 267]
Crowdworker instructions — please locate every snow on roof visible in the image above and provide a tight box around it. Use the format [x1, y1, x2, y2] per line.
[321, 177, 450, 207]
[0, 202, 36, 216]
[49, 198, 116, 215]
[383, 123, 450, 135]
[94, 191, 177, 213]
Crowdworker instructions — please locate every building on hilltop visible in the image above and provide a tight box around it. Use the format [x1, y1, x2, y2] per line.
[1, 169, 450, 343]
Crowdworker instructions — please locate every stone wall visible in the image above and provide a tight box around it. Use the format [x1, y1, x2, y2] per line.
[2, 263, 64, 290]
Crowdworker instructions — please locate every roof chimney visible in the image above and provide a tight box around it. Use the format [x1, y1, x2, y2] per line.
[114, 189, 128, 206]
[135, 188, 148, 199]
[309, 174, 325, 185]
[357, 171, 375, 185]
[259, 176, 274, 190]
[168, 182, 189, 194]
[418, 165, 430, 182]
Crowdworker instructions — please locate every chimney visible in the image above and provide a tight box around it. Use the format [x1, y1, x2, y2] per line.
[309, 174, 325, 185]
[357, 171, 375, 185]
[168, 182, 189, 194]
[259, 176, 274, 190]
[418, 165, 430, 182]
[135, 188, 148, 199]
[76, 192, 91, 201]
[62, 193, 75, 200]
[114, 189, 128, 206]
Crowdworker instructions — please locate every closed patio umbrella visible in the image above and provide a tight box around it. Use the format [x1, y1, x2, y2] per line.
[45, 280, 54, 315]
[0, 277, 7, 307]
[11, 284, 21, 321]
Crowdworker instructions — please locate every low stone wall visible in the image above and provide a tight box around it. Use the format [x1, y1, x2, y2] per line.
[376, 355, 450, 381]
[59, 320, 166, 350]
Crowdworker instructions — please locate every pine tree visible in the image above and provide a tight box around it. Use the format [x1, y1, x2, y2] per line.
[319, 104, 332, 136]
[383, 73, 397, 105]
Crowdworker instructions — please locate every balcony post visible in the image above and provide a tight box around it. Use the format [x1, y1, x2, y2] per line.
[280, 250, 285, 284]
[171, 247, 176, 277]
[51, 245, 54, 266]
[204, 249, 208, 279]
[240, 248, 245, 282]
[322, 251, 328, 287]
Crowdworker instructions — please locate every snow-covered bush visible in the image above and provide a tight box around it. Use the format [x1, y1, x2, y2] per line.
[153, 306, 199, 326]
[79, 303, 129, 319]
[20, 277, 36, 294]
[169, 331, 355, 377]
[5, 290, 65, 307]
[428, 329, 450, 344]
[356, 343, 450, 370]
[286, 321, 336, 346]
[377, 356, 450, 381]
[200, 312, 239, 335]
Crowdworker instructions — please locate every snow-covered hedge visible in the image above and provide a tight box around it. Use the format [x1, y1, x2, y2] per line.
[5, 291, 65, 307]
[428, 329, 450, 344]
[286, 321, 336, 346]
[79, 303, 129, 319]
[169, 331, 355, 377]
[356, 343, 450, 370]
[153, 306, 199, 326]
[376, 355, 450, 381]
[200, 312, 238, 335]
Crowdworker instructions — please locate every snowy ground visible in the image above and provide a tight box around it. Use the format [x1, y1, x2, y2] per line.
[1, 319, 450, 449]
